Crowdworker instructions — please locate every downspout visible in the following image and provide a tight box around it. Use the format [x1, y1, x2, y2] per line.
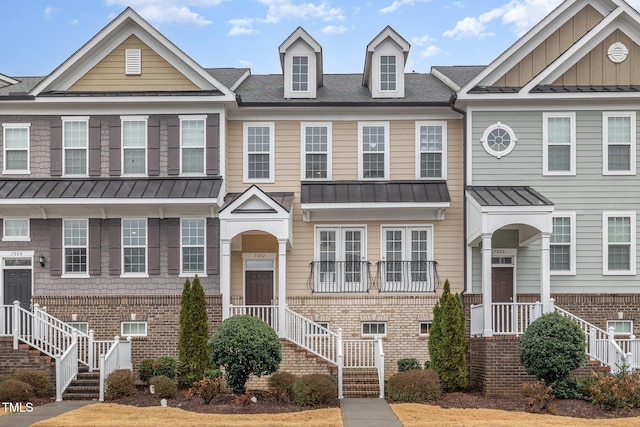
[448, 93, 467, 306]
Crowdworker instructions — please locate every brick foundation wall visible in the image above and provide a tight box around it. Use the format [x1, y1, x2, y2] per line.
[33, 294, 223, 379]
[0, 338, 57, 393]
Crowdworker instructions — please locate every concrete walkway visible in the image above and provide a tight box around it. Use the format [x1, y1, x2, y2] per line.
[340, 398, 403, 427]
[0, 400, 94, 427]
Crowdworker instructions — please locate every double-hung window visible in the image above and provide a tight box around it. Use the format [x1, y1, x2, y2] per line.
[122, 219, 147, 275]
[244, 123, 274, 182]
[416, 122, 447, 179]
[603, 212, 636, 275]
[292, 56, 309, 92]
[301, 123, 331, 180]
[380, 56, 396, 91]
[603, 112, 636, 175]
[543, 113, 575, 175]
[63, 117, 89, 176]
[359, 122, 388, 180]
[63, 219, 88, 276]
[181, 218, 205, 275]
[381, 226, 434, 292]
[3, 218, 29, 241]
[122, 117, 147, 176]
[180, 116, 205, 175]
[3, 123, 30, 174]
[550, 213, 576, 275]
[315, 226, 366, 293]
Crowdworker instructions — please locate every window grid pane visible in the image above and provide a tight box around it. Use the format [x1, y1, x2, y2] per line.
[4, 127, 29, 171]
[380, 56, 396, 91]
[304, 126, 328, 179]
[64, 120, 88, 176]
[123, 219, 146, 273]
[292, 56, 308, 91]
[247, 126, 271, 180]
[362, 126, 385, 178]
[123, 121, 146, 175]
[4, 219, 29, 238]
[181, 120, 205, 174]
[419, 125, 443, 178]
[182, 219, 205, 273]
[608, 216, 631, 271]
[63, 220, 88, 274]
[607, 116, 632, 172]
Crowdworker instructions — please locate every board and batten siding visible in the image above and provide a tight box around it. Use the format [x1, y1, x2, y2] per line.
[69, 35, 199, 92]
[225, 118, 464, 299]
[471, 109, 640, 294]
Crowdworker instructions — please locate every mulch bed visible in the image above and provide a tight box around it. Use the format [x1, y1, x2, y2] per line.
[108, 386, 640, 419]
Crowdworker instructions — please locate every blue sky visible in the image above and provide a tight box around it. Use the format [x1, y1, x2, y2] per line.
[3, 0, 640, 77]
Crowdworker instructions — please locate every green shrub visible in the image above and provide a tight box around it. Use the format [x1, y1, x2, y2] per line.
[208, 315, 281, 394]
[139, 359, 155, 383]
[397, 358, 421, 372]
[150, 375, 177, 399]
[551, 375, 580, 399]
[291, 374, 337, 406]
[0, 380, 33, 401]
[387, 369, 442, 402]
[589, 369, 640, 410]
[429, 280, 467, 392]
[153, 356, 177, 379]
[12, 369, 49, 397]
[268, 371, 297, 402]
[424, 360, 431, 370]
[576, 375, 596, 399]
[518, 312, 585, 385]
[522, 380, 554, 413]
[104, 369, 136, 400]
[187, 377, 222, 404]
[203, 369, 223, 379]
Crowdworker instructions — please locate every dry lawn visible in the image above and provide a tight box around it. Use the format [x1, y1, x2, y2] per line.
[391, 403, 640, 427]
[31, 403, 343, 427]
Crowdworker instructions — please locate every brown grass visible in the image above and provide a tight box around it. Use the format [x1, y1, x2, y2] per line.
[391, 404, 640, 427]
[31, 403, 343, 427]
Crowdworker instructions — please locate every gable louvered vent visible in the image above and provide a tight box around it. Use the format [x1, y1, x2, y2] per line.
[125, 49, 141, 75]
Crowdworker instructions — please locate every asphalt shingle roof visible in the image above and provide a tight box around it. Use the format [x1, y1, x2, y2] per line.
[431, 66, 486, 89]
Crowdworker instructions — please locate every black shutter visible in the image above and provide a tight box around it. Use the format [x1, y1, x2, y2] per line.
[89, 219, 101, 275]
[50, 118, 63, 177]
[148, 219, 160, 275]
[206, 114, 219, 176]
[109, 117, 121, 176]
[167, 117, 180, 176]
[50, 219, 62, 276]
[88, 118, 101, 176]
[167, 218, 180, 275]
[207, 217, 220, 275]
[108, 219, 121, 275]
[148, 117, 160, 176]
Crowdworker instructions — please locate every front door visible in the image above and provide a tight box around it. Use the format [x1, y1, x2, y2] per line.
[245, 271, 274, 326]
[4, 269, 31, 309]
[492, 266, 514, 333]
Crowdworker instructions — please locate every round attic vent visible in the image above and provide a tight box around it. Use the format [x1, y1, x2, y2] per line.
[608, 42, 629, 64]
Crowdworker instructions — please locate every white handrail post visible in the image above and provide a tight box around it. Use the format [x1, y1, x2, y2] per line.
[114, 336, 121, 368]
[337, 328, 343, 399]
[608, 326, 616, 372]
[55, 354, 62, 402]
[99, 354, 106, 402]
[12, 300, 20, 350]
[376, 336, 385, 398]
[88, 330, 95, 372]
[33, 303, 40, 343]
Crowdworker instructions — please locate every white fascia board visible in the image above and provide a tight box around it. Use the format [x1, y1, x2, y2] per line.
[5, 102, 231, 116]
[0, 73, 19, 86]
[430, 68, 460, 92]
[301, 202, 450, 210]
[220, 186, 290, 217]
[32, 94, 236, 104]
[0, 198, 218, 206]
[458, 90, 640, 102]
[479, 205, 554, 214]
[227, 107, 460, 122]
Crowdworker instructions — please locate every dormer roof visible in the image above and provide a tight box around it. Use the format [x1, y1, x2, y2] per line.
[362, 26, 410, 88]
[279, 27, 323, 87]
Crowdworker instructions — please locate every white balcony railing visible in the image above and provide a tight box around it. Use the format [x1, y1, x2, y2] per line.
[99, 336, 133, 402]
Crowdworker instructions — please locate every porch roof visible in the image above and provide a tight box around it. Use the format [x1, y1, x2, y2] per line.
[466, 186, 553, 207]
[222, 191, 294, 213]
[301, 180, 450, 204]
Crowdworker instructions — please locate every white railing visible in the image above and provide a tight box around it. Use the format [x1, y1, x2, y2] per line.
[374, 336, 385, 398]
[469, 302, 543, 336]
[616, 336, 640, 370]
[99, 336, 133, 402]
[0, 305, 13, 336]
[470, 304, 484, 336]
[342, 339, 376, 368]
[55, 331, 78, 401]
[284, 308, 337, 364]
[230, 305, 279, 331]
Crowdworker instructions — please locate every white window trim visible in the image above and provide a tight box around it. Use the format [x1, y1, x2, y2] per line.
[121, 116, 148, 177]
[361, 321, 387, 337]
[418, 321, 432, 337]
[62, 116, 89, 177]
[243, 122, 275, 183]
[603, 112, 636, 176]
[2, 123, 30, 175]
[180, 217, 207, 276]
[291, 55, 310, 93]
[380, 225, 434, 261]
[358, 122, 389, 180]
[379, 55, 398, 93]
[2, 218, 30, 242]
[607, 320, 633, 336]
[415, 121, 447, 180]
[300, 122, 332, 181]
[121, 218, 149, 278]
[121, 321, 147, 337]
[543, 112, 576, 176]
[603, 211, 636, 276]
[67, 321, 89, 335]
[179, 115, 207, 177]
[61, 219, 89, 278]
[314, 225, 368, 262]
[550, 212, 576, 276]
[481, 122, 517, 159]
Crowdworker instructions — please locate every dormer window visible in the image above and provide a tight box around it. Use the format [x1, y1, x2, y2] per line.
[292, 56, 309, 92]
[380, 56, 396, 91]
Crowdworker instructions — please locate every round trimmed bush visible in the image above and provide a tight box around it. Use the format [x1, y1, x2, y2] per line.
[397, 358, 421, 372]
[208, 315, 281, 394]
[518, 312, 586, 384]
[150, 375, 177, 399]
[0, 380, 33, 402]
[139, 359, 155, 383]
[387, 369, 442, 402]
[105, 369, 136, 400]
[152, 356, 177, 379]
[291, 374, 337, 406]
[268, 371, 297, 402]
[12, 369, 49, 397]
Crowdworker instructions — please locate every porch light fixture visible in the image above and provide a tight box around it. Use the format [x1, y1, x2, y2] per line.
[39, 255, 45, 267]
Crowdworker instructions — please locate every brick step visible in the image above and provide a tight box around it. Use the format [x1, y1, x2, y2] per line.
[62, 392, 99, 401]
[65, 385, 100, 393]
[343, 390, 380, 398]
[71, 378, 100, 387]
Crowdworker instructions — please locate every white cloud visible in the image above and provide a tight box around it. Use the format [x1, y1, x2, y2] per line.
[105, 0, 227, 27]
[228, 18, 258, 35]
[443, 0, 562, 39]
[256, 0, 345, 24]
[44, 6, 60, 19]
[421, 45, 441, 57]
[238, 59, 252, 67]
[322, 25, 347, 34]
[411, 35, 433, 47]
[452, 1, 464, 8]
[379, 0, 415, 14]
[70, 19, 79, 26]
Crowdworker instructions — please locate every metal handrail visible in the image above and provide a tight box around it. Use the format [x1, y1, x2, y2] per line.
[375, 260, 438, 293]
[307, 261, 373, 293]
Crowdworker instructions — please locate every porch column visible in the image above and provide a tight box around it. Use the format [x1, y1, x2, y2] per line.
[540, 232, 552, 313]
[277, 239, 287, 338]
[481, 234, 493, 337]
[221, 239, 231, 320]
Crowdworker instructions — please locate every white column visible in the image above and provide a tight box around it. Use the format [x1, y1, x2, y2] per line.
[481, 234, 493, 337]
[540, 233, 552, 313]
[221, 239, 231, 320]
[278, 239, 287, 338]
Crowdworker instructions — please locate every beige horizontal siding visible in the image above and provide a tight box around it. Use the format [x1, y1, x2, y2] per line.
[69, 35, 199, 92]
